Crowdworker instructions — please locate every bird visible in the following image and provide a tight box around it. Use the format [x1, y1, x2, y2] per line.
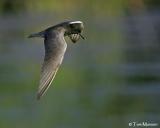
[28, 21, 84, 100]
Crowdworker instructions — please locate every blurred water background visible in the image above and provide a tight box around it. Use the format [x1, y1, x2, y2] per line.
[0, 0, 160, 128]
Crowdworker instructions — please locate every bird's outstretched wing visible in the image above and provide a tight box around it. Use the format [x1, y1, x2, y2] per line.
[37, 33, 67, 100]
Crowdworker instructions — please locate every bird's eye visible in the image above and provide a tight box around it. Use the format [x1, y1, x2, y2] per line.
[69, 24, 74, 28]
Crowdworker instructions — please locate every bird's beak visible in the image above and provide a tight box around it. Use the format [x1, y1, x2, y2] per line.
[79, 33, 85, 40]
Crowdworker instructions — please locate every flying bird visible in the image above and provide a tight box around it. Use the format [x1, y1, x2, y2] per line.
[28, 21, 84, 100]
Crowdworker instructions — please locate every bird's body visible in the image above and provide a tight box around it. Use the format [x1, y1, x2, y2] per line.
[28, 21, 84, 100]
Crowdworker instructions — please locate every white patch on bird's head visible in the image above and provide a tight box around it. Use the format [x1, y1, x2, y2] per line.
[69, 21, 82, 24]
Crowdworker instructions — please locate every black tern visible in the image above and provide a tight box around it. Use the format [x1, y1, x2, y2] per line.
[28, 21, 84, 100]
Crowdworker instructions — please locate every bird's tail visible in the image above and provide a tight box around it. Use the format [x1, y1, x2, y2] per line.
[28, 31, 45, 38]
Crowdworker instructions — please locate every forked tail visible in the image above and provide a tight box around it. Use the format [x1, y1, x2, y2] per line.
[28, 31, 45, 38]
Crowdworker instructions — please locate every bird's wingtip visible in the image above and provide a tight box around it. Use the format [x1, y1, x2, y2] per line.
[36, 93, 41, 100]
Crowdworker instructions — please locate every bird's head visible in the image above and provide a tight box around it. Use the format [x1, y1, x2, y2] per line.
[64, 21, 85, 43]
[28, 21, 85, 43]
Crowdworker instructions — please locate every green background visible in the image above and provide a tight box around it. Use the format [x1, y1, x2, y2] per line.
[0, 0, 160, 128]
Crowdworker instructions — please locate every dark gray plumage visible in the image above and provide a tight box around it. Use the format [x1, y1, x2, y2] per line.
[28, 21, 84, 100]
